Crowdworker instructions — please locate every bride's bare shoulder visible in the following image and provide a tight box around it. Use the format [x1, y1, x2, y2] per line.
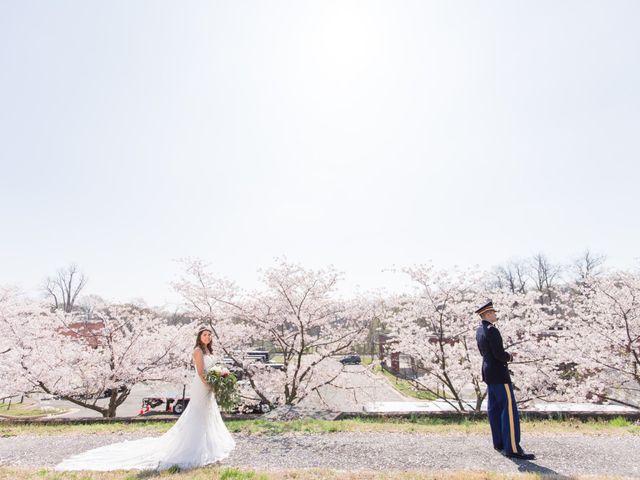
[193, 347, 204, 358]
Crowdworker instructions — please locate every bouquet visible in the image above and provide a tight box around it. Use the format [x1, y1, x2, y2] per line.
[205, 364, 238, 412]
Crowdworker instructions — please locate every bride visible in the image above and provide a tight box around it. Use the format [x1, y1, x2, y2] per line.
[56, 327, 236, 471]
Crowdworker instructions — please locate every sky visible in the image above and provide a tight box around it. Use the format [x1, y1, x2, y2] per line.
[1, 1, 639, 307]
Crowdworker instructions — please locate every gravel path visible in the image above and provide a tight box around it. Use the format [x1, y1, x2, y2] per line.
[1, 431, 639, 478]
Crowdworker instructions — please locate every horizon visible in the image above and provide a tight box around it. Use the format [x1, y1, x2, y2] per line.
[5, 249, 635, 309]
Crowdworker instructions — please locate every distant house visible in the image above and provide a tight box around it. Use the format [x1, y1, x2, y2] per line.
[56, 320, 104, 348]
[378, 330, 460, 378]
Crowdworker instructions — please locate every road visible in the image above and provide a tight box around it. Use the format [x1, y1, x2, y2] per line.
[33, 364, 638, 418]
[297, 364, 407, 412]
[35, 364, 408, 417]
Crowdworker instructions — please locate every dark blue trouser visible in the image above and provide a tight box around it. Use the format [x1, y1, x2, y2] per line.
[487, 383, 522, 454]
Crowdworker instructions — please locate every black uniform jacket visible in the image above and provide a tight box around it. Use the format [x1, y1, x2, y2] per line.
[476, 320, 512, 384]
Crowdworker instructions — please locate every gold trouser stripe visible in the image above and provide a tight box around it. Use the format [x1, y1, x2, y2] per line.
[504, 384, 517, 454]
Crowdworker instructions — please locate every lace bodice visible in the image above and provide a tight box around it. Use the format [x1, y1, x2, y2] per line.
[203, 354, 216, 369]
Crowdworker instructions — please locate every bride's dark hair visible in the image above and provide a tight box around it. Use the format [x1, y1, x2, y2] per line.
[195, 327, 214, 355]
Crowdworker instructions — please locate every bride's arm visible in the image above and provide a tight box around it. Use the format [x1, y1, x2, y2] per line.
[193, 348, 209, 386]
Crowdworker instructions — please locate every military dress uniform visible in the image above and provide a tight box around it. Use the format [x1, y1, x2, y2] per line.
[475, 301, 534, 460]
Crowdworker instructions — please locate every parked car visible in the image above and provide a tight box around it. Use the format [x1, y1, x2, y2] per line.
[98, 385, 127, 399]
[65, 385, 128, 401]
[245, 350, 270, 362]
[339, 354, 361, 365]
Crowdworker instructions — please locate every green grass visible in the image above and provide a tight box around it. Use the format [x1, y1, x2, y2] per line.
[607, 416, 632, 427]
[0, 421, 173, 437]
[0, 467, 623, 480]
[269, 354, 284, 363]
[360, 355, 374, 366]
[0, 402, 67, 419]
[1, 416, 638, 438]
[374, 366, 438, 400]
[219, 468, 269, 480]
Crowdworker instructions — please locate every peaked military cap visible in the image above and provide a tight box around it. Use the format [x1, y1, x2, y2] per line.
[475, 300, 497, 315]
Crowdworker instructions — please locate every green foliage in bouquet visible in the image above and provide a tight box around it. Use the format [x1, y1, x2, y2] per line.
[205, 365, 239, 412]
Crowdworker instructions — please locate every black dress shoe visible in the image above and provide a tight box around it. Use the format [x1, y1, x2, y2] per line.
[504, 451, 536, 460]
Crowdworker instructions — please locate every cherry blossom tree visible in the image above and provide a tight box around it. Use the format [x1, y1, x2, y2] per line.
[174, 258, 372, 407]
[487, 288, 567, 405]
[5, 253, 636, 417]
[385, 265, 561, 411]
[566, 272, 640, 409]
[0, 287, 31, 400]
[384, 265, 485, 411]
[1, 301, 193, 417]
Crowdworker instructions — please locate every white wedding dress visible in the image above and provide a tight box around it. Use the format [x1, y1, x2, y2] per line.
[56, 354, 236, 471]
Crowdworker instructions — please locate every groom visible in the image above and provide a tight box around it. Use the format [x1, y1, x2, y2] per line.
[475, 300, 536, 460]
